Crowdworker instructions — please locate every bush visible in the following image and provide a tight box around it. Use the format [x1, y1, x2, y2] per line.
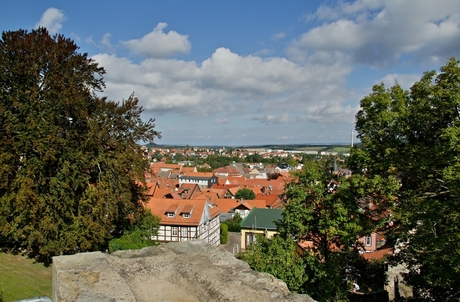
[220, 224, 228, 244]
[108, 209, 160, 253]
[109, 231, 153, 253]
[224, 213, 243, 232]
[235, 188, 256, 200]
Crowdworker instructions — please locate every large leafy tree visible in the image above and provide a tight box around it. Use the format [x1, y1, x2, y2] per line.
[350, 58, 460, 301]
[240, 160, 395, 301]
[279, 160, 394, 301]
[0, 28, 160, 263]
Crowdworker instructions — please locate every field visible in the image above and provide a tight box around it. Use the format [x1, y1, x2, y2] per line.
[0, 252, 52, 301]
[330, 146, 351, 153]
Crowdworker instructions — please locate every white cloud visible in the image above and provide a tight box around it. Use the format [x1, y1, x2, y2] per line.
[86, 35, 96, 46]
[121, 23, 191, 58]
[288, 0, 460, 66]
[101, 33, 114, 53]
[92, 46, 355, 128]
[277, 136, 294, 140]
[35, 8, 65, 35]
[271, 32, 285, 40]
[215, 118, 229, 125]
[378, 73, 421, 90]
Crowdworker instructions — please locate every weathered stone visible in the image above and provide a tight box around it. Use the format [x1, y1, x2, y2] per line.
[53, 240, 315, 302]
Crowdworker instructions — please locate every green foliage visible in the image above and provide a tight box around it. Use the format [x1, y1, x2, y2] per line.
[109, 209, 160, 253]
[0, 28, 160, 263]
[350, 58, 460, 301]
[238, 235, 307, 293]
[223, 213, 242, 232]
[220, 223, 228, 244]
[234, 188, 256, 200]
[239, 160, 390, 301]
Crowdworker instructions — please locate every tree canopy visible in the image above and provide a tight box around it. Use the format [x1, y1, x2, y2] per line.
[234, 188, 256, 200]
[0, 28, 160, 263]
[239, 159, 393, 301]
[349, 58, 460, 301]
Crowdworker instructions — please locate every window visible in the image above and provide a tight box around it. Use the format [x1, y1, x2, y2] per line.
[365, 236, 372, 246]
[181, 228, 188, 237]
[182, 213, 190, 218]
[172, 227, 178, 236]
[167, 212, 175, 217]
[246, 232, 257, 247]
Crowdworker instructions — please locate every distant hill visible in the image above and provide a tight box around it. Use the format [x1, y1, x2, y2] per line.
[143, 142, 357, 150]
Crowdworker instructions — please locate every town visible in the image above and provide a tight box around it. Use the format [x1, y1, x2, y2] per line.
[2, 2, 460, 300]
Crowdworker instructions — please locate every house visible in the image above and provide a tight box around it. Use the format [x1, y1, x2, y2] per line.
[255, 192, 284, 209]
[177, 183, 202, 199]
[240, 208, 283, 250]
[214, 198, 267, 220]
[145, 197, 222, 246]
[179, 172, 218, 188]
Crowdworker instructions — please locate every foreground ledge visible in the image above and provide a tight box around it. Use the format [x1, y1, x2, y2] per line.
[53, 240, 314, 302]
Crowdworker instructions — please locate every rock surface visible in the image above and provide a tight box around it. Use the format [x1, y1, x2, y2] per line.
[53, 240, 315, 302]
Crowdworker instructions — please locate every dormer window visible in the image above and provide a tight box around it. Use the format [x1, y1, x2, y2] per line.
[165, 204, 179, 218]
[180, 204, 194, 219]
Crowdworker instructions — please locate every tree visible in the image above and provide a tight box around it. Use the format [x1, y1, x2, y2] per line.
[0, 28, 161, 263]
[234, 188, 256, 200]
[280, 160, 393, 301]
[108, 209, 160, 253]
[350, 58, 460, 301]
[239, 160, 394, 301]
[238, 235, 307, 293]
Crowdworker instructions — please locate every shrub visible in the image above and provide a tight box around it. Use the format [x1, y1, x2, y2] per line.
[224, 212, 243, 232]
[108, 209, 160, 253]
[220, 224, 228, 244]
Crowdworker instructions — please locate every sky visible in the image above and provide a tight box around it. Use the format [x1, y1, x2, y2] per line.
[1, 0, 460, 146]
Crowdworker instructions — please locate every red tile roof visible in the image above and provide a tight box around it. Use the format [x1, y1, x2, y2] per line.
[361, 247, 393, 260]
[145, 197, 219, 226]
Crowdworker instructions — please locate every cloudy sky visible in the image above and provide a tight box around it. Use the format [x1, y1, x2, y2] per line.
[2, 1, 460, 146]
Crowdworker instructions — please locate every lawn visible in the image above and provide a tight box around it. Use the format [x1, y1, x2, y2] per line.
[331, 146, 351, 153]
[0, 252, 52, 301]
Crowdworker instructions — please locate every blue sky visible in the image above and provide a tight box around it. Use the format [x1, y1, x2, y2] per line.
[2, 1, 460, 146]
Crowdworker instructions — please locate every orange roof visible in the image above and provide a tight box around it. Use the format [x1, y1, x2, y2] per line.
[227, 186, 242, 196]
[361, 247, 393, 260]
[208, 205, 222, 219]
[240, 199, 267, 210]
[203, 188, 226, 198]
[180, 166, 197, 174]
[255, 193, 282, 208]
[180, 172, 216, 178]
[214, 198, 266, 213]
[214, 198, 240, 213]
[152, 187, 175, 198]
[145, 197, 217, 226]
[196, 191, 219, 203]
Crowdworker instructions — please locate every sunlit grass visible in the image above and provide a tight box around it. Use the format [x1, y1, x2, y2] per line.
[0, 252, 52, 301]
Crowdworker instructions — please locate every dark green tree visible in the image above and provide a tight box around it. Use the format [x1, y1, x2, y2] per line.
[234, 188, 256, 200]
[350, 58, 460, 301]
[108, 209, 160, 253]
[0, 28, 160, 263]
[238, 235, 307, 293]
[279, 160, 394, 301]
[239, 160, 395, 301]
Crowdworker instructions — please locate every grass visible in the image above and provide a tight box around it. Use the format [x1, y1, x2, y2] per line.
[330, 146, 351, 153]
[0, 252, 52, 301]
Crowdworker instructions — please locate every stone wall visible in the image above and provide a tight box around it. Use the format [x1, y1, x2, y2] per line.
[53, 240, 315, 302]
